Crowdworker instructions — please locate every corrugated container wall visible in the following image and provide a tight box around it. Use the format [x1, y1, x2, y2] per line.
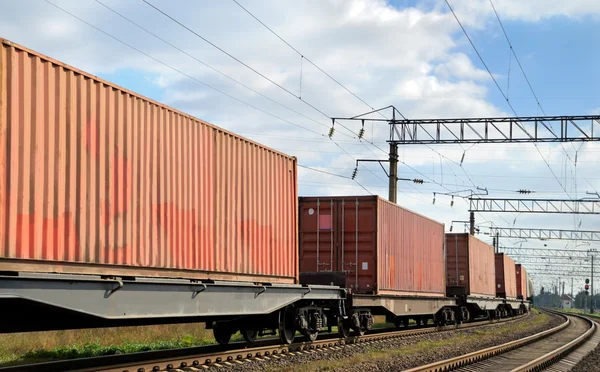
[0, 39, 298, 283]
[298, 195, 446, 296]
[495, 253, 517, 299]
[516, 264, 528, 300]
[445, 233, 496, 298]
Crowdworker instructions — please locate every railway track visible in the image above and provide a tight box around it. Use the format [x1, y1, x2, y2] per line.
[0, 314, 527, 372]
[406, 310, 596, 372]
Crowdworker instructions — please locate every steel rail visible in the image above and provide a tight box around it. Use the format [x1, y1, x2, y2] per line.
[4, 313, 528, 372]
[405, 310, 593, 372]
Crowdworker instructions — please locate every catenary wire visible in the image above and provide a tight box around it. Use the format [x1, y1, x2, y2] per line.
[141, 0, 363, 138]
[229, 0, 549, 214]
[445, 0, 571, 199]
[43, 0, 328, 140]
[93, 0, 356, 138]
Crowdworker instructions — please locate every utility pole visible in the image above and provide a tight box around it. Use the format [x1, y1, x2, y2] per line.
[388, 143, 398, 203]
[571, 277, 574, 300]
[469, 211, 475, 235]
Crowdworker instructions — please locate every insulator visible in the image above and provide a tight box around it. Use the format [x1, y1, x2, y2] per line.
[351, 168, 358, 180]
[460, 152, 465, 166]
[413, 179, 424, 184]
[328, 127, 335, 138]
[358, 127, 365, 139]
[450, 196, 454, 207]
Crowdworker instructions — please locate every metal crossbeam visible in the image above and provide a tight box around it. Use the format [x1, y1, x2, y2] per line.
[470, 198, 600, 214]
[528, 270, 597, 278]
[498, 247, 589, 258]
[510, 257, 588, 265]
[488, 227, 600, 241]
[391, 115, 600, 144]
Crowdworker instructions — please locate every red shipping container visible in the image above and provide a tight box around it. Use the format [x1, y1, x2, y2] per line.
[445, 233, 496, 298]
[495, 253, 517, 299]
[516, 264, 528, 299]
[299, 195, 446, 296]
[0, 38, 298, 283]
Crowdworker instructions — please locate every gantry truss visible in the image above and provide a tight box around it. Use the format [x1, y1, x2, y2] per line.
[391, 115, 600, 144]
[488, 227, 600, 241]
[527, 270, 596, 278]
[470, 198, 600, 214]
[510, 257, 588, 265]
[498, 247, 590, 258]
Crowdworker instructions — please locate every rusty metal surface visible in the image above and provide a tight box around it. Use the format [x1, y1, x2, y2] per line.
[516, 264, 528, 299]
[0, 38, 298, 283]
[495, 253, 518, 299]
[298, 195, 445, 296]
[445, 233, 496, 298]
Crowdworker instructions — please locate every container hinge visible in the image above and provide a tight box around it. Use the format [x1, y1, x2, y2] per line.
[255, 285, 267, 298]
[105, 280, 123, 297]
[192, 284, 208, 298]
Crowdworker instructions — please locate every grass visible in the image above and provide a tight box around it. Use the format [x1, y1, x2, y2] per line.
[0, 316, 390, 366]
[0, 323, 221, 366]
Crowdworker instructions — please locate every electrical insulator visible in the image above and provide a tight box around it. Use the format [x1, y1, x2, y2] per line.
[413, 179, 424, 184]
[432, 193, 436, 205]
[328, 127, 335, 138]
[358, 127, 365, 139]
[450, 196, 454, 207]
[351, 167, 358, 180]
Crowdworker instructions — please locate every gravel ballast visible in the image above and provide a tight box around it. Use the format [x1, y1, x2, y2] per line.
[219, 310, 561, 372]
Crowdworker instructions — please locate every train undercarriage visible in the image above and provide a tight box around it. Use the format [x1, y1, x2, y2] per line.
[0, 272, 530, 346]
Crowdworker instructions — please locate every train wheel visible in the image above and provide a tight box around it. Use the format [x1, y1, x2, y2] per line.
[338, 318, 351, 338]
[213, 323, 233, 345]
[278, 305, 296, 344]
[241, 327, 258, 344]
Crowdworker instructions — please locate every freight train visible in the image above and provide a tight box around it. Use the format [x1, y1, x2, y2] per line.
[0, 38, 530, 346]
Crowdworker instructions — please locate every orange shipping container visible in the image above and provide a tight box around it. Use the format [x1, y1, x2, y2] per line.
[516, 264, 528, 299]
[0, 38, 298, 283]
[445, 233, 496, 298]
[495, 253, 517, 299]
[299, 195, 446, 296]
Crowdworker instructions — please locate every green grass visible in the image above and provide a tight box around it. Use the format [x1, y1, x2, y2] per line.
[0, 323, 221, 366]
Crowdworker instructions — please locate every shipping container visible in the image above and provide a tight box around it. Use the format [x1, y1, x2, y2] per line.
[299, 195, 446, 296]
[495, 253, 517, 299]
[445, 233, 496, 298]
[0, 38, 298, 283]
[515, 264, 528, 300]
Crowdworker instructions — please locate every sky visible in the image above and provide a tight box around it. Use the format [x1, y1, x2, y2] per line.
[1, 0, 599, 295]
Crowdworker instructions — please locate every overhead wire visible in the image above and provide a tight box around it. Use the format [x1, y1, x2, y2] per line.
[43, 0, 328, 140]
[230, 0, 384, 116]
[488, 0, 584, 234]
[445, 0, 571, 199]
[141, 0, 362, 138]
[229, 0, 564, 218]
[93, 0, 351, 138]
